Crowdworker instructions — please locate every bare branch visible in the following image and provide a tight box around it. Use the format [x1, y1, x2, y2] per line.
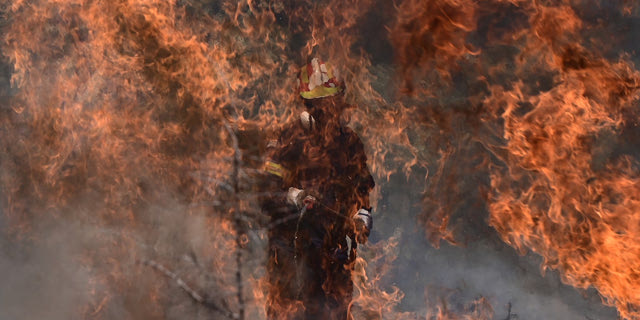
[224, 122, 246, 320]
[142, 259, 240, 320]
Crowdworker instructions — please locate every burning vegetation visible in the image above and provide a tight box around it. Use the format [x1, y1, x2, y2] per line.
[1, 0, 640, 319]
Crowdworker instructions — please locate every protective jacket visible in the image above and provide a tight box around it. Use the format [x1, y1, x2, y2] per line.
[260, 109, 374, 320]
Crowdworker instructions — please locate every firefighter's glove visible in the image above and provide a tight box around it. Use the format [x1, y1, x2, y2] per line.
[354, 208, 372, 244]
[287, 187, 316, 210]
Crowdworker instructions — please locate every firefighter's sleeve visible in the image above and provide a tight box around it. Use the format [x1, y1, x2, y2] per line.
[351, 132, 375, 244]
[354, 173, 374, 244]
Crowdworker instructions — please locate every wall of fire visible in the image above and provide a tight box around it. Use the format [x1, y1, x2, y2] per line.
[1, 0, 639, 319]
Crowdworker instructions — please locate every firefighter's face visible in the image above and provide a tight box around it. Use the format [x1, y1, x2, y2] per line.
[304, 94, 346, 115]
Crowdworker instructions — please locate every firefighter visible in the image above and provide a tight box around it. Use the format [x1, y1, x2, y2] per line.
[260, 58, 374, 320]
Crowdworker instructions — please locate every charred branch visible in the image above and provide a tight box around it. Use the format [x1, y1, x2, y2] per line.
[503, 302, 518, 320]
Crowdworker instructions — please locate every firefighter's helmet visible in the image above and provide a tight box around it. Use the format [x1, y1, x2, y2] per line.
[298, 58, 344, 99]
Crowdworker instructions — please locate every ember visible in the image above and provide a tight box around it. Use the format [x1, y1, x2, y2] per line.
[0, 0, 638, 319]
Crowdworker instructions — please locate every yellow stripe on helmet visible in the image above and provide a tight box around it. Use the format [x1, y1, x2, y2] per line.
[300, 86, 342, 99]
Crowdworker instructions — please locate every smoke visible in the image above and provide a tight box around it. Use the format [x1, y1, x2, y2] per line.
[0, 219, 91, 320]
[366, 165, 617, 319]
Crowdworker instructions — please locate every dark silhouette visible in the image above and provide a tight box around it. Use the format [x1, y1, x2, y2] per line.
[260, 59, 374, 320]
